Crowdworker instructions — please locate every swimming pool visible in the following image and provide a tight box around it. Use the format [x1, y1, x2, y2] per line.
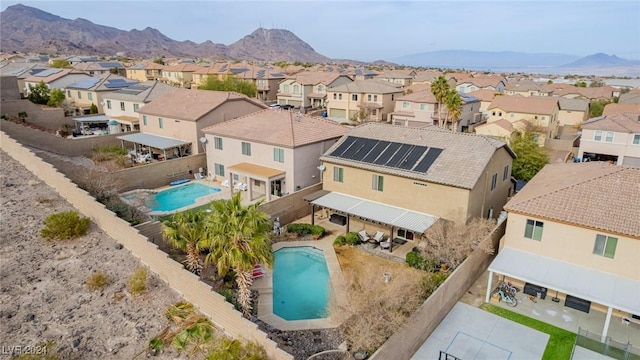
[273, 246, 332, 320]
[122, 183, 221, 212]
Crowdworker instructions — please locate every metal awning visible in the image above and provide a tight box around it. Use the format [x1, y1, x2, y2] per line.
[73, 115, 109, 123]
[110, 115, 139, 125]
[227, 162, 285, 180]
[490, 247, 640, 315]
[311, 191, 438, 234]
[117, 133, 190, 150]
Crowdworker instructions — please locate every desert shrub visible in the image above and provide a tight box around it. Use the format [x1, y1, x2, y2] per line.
[41, 211, 90, 240]
[333, 235, 346, 246]
[207, 338, 267, 360]
[345, 232, 360, 246]
[165, 302, 196, 323]
[405, 251, 440, 272]
[421, 271, 449, 297]
[85, 271, 109, 290]
[286, 223, 326, 237]
[128, 267, 148, 295]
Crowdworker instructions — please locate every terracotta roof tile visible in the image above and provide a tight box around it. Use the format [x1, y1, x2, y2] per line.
[504, 162, 640, 238]
[329, 79, 404, 94]
[602, 103, 640, 116]
[488, 96, 559, 115]
[582, 113, 640, 133]
[398, 90, 437, 103]
[468, 89, 500, 102]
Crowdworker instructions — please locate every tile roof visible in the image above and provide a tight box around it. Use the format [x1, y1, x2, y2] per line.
[582, 113, 640, 133]
[602, 103, 640, 116]
[554, 86, 616, 100]
[320, 122, 514, 189]
[459, 76, 505, 88]
[202, 109, 349, 148]
[23, 68, 87, 83]
[294, 71, 350, 86]
[398, 90, 437, 103]
[376, 70, 414, 79]
[468, 89, 500, 102]
[504, 162, 640, 238]
[162, 63, 202, 72]
[329, 79, 404, 94]
[102, 80, 178, 103]
[137, 89, 266, 121]
[488, 96, 559, 115]
[505, 80, 552, 93]
[477, 118, 515, 132]
[558, 98, 589, 111]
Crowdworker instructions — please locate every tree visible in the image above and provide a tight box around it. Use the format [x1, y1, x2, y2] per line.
[589, 99, 610, 118]
[89, 103, 99, 114]
[510, 129, 550, 181]
[110, 67, 119, 74]
[47, 88, 65, 107]
[444, 89, 463, 132]
[50, 59, 71, 68]
[589, 80, 605, 87]
[163, 210, 207, 275]
[153, 57, 165, 65]
[203, 193, 273, 318]
[574, 81, 587, 88]
[198, 75, 257, 98]
[430, 75, 449, 127]
[28, 81, 50, 105]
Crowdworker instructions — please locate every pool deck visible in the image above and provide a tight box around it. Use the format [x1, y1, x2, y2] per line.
[252, 237, 347, 331]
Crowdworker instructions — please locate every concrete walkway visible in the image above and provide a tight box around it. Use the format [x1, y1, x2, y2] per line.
[411, 302, 549, 360]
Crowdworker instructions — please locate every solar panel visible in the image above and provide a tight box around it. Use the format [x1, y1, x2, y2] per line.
[354, 69, 362, 75]
[398, 146, 428, 170]
[271, 72, 284, 77]
[219, 64, 228, 71]
[326, 66, 334, 72]
[373, 142, 401, 165]
[361, 140, 390, 163]
[70, 77, 102, 89]
[413, 147, 443, 173]
[230, 68, 248, 74]
[350, 139, 377, 161]
[387, 144, 413, 167]
[34, 69, 62, 77]
[257, 70, 265, 78]
[330, 136, 357, 157]
[341, 137, 370, 160]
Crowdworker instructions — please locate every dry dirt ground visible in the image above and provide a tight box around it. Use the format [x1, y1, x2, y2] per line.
[0, 150, 184, 359]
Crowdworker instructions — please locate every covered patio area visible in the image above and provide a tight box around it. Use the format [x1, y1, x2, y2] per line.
[227, 162, 285, 202]
[108, 115, 140, 133]
[486, 247, 640, 346]
[117, 133, 192, 163]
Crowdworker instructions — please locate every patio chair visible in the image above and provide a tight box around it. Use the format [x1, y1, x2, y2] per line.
[221, 179, 230, 188]
[194, 173, 205, 180]
[380, 238, 391, 250]
[372, 231, 385, 243]
[234, 182, 247, 191]
[358, 230, 371, 243]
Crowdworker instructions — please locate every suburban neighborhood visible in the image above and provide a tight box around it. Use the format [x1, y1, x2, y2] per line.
[1, 3, 639, 360]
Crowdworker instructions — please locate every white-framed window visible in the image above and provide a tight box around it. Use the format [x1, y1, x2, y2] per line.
[318, 85, 325, 93]
[283, 84, 289, 93]
[634, 134, 640, 145]
[77, 91, 82, 99]
[541, 116, 546, 120]
[158, 117, 164, 129]
[593, 234, 617, 258]
[594, 130, 602, 141]
[372, 109, 377, 116]
[333, 93, 337, 100]
[120, 102, 125, 111]
[133, 103, 139, 112]
[420, 104, 427, 111]
[605, 131, 614, 142]
[371, 174, 384, 191]
[403, 102, 410, 109]
[273, 147, 284, 163]
[397, 229, 414, 240]
[352, 94, 358, 101]
[241, 142, 251, 156]
[142, 115, 147, 126]
[503, 165, 509, 181]
[293, 84, 300, 93]
[233, 174, 239, 181]
[106, 100, 111, 109]
[338, 94, 342, 100]
[367, 94, 372, 101]
[333, 166, 343, 182]
[214, 163, 225, 176]
[87, 93, 93, 101]
[524, 219, 543, 241]
[490, 173, 497, 191]
[67, 90, 71, 97]
[214, 136, 223, 150]
[373, 95, 378, 102]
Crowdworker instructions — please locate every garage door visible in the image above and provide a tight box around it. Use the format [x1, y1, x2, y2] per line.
[622, 156, 640, 167]
[329, 108, 346, 118]
[287, 100, 302, 107]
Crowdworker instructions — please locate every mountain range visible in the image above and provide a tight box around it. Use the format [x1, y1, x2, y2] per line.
[1, 4, 638, 76]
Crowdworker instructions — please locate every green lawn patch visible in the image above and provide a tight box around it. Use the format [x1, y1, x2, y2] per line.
[480, 303, 576, 360]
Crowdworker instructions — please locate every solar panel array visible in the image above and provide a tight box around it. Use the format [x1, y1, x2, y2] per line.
[103, 79, 138, 89]
[70, 77, 102, 89]
[114, 84, 150, 95]
[219, 64, 228, 72]
[34, 69, 63, 77]
[230, 68, 248, 74]
[98, 62, 122, 68]
[256, 69, 266, 78]
[271, 72, 284, 78]
[329, 136, 443, 174]
[326, 66, 334, 72]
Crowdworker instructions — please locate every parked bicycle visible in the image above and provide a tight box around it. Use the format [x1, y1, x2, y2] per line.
[497, 288, 518, 307]
[497, 281, 519, 297]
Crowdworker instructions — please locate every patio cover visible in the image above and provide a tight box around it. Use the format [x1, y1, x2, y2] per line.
[109, 115, 139, 125]
[73, 115, 109, 123]
[227, 162, 284, 179]
[490, 247, 640, 315]
[117, 133, 190, 150]
[311, 191, 438, 234]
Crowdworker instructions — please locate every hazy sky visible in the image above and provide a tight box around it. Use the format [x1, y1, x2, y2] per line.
[2, 0, 639, 61]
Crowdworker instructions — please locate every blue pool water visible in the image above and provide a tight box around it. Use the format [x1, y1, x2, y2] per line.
[124, 183, 221, 212]
[273, 247, 331, 321]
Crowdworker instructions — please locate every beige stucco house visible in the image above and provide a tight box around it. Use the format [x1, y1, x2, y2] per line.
[202, 109, 349, 201]
[326, 80, 404, 121]
[488, 162, 640, 342]
[23, 68, 91, 95]
[65, 74, 138, 115]
[125, 62, 165, 82]
[486, 96, 560, 146]
[375, 71, 414, 87]
[469, 89, 500, 118]
[277, 72, 353, 109]
[316, 122, 515, 237]
[474, 119, 519, 144]
[557, 98, 589, 127]
[455, 76, 506, 93]
[120, 89, 266, 158]
[504, 80, 553, 97]
[159, 63, 202, 88]
[577, 113, 640, 166]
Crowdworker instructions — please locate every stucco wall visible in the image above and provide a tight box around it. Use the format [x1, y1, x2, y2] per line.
[466, 148, 514, 221]
[1, 99, 69, 130]
[1, 76, 21, 100]
[257, 183, 323, 226]
[116, 154, 207, 192]
[293, 139, 340, 190]
[578, 129, 640, 165]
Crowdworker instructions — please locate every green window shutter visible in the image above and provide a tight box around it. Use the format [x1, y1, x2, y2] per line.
[604, 237, 617, 258]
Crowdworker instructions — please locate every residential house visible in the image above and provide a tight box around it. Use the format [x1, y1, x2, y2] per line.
[159, 63, 202, 88]
[317, 122, 515, 232]
[618, 89, 640, 104]
[101, 80, 177, 133]
[0, 75, 21, 100]
[326, 80, 403, 121]
[504, 80, 553, 97]
[456, 76, 506, 93]
[375, 71, 414, 87]
[65, 56, 100, 65]
[350, 67, 378, 80]
[0, 62, 49, 97]
[202, 109, 349, 201]
[125, 62, 165, 82]
[23, 68, 91, 95]
[577, 112, 640, 166]
[277, 72, 353, 109]
[553, 85, 618, 101]
[487, 162, 640, 343]
[557, 98, 589, 127]
[122, 89, 267, 158]
[234, 66, 286, 102]
[484, 96, 560, 146]
[472, 119, 518, 144]
[469, 89, 500, 117]
[602, 103, 640, 116]
[73, 61, 124, 76]
[65, 74, 139, 115]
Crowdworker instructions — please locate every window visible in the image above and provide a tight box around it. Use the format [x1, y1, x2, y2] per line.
[106, 100, 111, 109]
[420, 104, 428, 111]
[391, 94, 395, 101]
[241, 142, 251, 156]
[490, 173, 497, 191]
[503, 165, 509, 181]
[283, 84, 289, 93]
[142, 115, 148, 126]
[594, 130, 602, 141]
[158, 117, 164, 129]
[273, 147, 284, 163]
[233, 174, 239, 181]
[338, 94, 342, 100]
[492, 111, 496, 116]
[333, 167, 343, 182]
[541, 116, 546, 120]
[499, 112, 502, 116]
[351, 94, 358, 101]
[633, 134, 640, 145]
[293, 85, 300, 93]
[371, 109, 377, 116]
[318, 85, 324, 92]
[214, 163, 225, 176]
[593, 234, 617, 258]
[87, 93, 93, 101]
[605, 132, 614, 142]
[214, 136, 223, 150]
[372, 174, 384, 191]
[367, 94, 372, 101]
[120, 102, 125, 111]
[373, 95, 378, 102]
[524, 219, 543, 241]
[67, 90, 71, 97]
[77, 91, 82, 99]
[333, 93, 337, 100]
[403, 102, 410, 109]
[133, 103, 139, 112]
[397, 229, 414, 240]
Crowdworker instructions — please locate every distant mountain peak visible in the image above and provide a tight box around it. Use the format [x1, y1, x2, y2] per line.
[561, 53, 640, 68]
[4, 3, 62, 22]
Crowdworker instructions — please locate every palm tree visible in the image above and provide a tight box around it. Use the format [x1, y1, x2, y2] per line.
[204, 193, 274, 318]
[444, 89, 463, 132]
[430, 75, 450, 127]
[162, 210, 207, 275]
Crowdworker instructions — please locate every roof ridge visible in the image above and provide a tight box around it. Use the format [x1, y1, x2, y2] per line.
[142, 80, 158, 103]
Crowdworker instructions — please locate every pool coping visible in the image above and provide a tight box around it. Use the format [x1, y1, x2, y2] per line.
[252, 238, 347, 331]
